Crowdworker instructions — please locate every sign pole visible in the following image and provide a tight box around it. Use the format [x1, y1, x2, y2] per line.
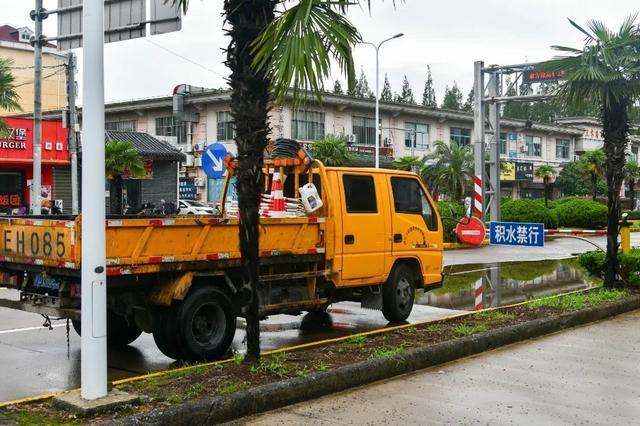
[80, 0, 108, 400]
[30, 0, 45, 215]
[472, 61, 485, 220]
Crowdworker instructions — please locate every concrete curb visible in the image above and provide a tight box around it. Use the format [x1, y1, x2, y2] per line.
[105, 295, 640, 425]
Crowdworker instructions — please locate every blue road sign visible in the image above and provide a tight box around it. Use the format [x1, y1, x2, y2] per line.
[490, 221, 544, 247]
[201, 143, 227, 179]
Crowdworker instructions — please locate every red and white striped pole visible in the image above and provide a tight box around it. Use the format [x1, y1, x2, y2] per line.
[473, 175, 483, 218]
[474, 278, 483, 311]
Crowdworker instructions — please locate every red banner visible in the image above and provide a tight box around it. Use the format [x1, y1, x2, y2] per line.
[0, 118, 70, 164]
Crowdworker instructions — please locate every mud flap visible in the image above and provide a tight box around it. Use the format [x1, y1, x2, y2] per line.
[360, 285, 382, 310]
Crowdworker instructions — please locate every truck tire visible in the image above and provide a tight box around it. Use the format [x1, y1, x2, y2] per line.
[152, 307, 182, 360]
[382, 264, 415, 323]
[176, 286, 237, 361]
[71, 311, 143, 347]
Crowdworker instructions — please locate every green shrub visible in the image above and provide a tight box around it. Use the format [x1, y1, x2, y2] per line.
[436, 201, 464, 243]
[579, 249, 640, 288]
[501, 199, 559, 229]
[554, 199, 607, 229]
[623, 210, 640, 220]
[577, 251, 606, 277]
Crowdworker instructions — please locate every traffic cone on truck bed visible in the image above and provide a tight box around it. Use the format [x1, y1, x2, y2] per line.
[269, 171, 287, 218]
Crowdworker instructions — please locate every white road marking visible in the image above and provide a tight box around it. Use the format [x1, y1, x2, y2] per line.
[0, 324, 66, 335]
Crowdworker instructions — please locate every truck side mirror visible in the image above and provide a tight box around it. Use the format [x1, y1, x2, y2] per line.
[463, 197, 472, 219]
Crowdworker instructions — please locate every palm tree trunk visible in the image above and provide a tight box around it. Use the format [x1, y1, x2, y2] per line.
[543, 177, 549, 207]
[630, 179, 636, 210]
[602, 101, 630, 288]
[591, 173, 598, 201]
[109, 175, 123, 215]
[224, 0, 276, 362]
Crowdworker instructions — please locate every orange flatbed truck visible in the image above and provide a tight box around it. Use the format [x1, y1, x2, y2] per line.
[0, 159, 444, 361]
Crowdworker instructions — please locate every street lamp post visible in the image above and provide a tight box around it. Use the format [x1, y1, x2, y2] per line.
[362, 33, 404, 168]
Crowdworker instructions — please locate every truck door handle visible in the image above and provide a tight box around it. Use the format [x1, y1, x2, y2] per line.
[344, 234, 355, 244]
[393, 233, 403, 243]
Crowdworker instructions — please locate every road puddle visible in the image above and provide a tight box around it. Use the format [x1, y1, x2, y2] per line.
[419, 258, 600, 311]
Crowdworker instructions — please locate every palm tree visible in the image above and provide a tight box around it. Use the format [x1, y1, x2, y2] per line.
[0, 58, 21, 135]
[392, 155, 422, 172]
[544, 15, 640, 287]
[178, 0, 366, 361]
[424, 140, 474, 201]
[579, 150, 606, 201]
[624, 160, 640, 209]
[535, 164, 556, 207]
[105, 140, 145, 215]
[309, 134, 352, 166]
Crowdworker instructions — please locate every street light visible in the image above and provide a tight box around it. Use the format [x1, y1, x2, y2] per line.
[361, 33, 404, 168]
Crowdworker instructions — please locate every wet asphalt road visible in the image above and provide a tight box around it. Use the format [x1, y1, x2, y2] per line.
[1, 233, 637, 402]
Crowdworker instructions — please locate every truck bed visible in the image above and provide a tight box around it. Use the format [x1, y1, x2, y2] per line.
[0, 215, 326, 275]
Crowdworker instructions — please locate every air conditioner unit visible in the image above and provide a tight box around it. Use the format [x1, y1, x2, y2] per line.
[346, 134, 357, 144]
[194, 177, 205, 187]
[193, 143, 202, 152]
[195, 157, 202, 167]
[520, 146, 528, 153]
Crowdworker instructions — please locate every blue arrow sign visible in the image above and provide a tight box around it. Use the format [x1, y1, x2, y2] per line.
[201, 143, 227, 179]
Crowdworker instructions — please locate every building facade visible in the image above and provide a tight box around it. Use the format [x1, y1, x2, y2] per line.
[99, 89, 588, 204]
[0, 25, 67, 116]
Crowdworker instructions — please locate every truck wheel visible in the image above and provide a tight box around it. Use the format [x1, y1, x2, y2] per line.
[71, 312, 143, 347]
[382, 264, 415, 323]
[152, 307, 182, 360]
[176, 286, 236, 361]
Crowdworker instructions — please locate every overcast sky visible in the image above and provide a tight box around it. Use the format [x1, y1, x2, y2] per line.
[2, 0, 639, 105]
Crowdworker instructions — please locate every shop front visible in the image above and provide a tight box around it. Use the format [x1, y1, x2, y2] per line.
[0, 117, 69, 214]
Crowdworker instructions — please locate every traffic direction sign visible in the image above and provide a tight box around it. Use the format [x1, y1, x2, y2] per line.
[202, 143, 227, 179]
[490, 221, 544, 247]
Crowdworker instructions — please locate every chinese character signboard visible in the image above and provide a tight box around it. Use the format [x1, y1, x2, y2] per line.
[515, 162, 533, 180]
[522, 66, 566, 84]
[179, 178, 197, 200]
[500, 161, 515, 181]
[490, 222, 544, 247]
[0, 117, 69, 163]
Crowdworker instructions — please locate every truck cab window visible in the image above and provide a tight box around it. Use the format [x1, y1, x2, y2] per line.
[343, 175, 377, 213]
[391, 177, 438, 231]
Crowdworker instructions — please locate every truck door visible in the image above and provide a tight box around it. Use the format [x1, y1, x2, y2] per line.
[339, 173, 386, 280]
[388, 176, 442, 284]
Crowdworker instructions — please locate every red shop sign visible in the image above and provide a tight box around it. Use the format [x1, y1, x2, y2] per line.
[0, 117, 69, 163]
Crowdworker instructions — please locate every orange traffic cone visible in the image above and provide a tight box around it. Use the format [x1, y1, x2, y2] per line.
[269, 171, 286, 218]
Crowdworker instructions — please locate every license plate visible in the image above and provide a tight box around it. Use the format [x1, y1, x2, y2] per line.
[33, 274, 61, 290]
[1, 225, 71, 260]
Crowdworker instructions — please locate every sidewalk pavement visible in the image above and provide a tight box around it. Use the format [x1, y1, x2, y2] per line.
[237, 309, 640, 425]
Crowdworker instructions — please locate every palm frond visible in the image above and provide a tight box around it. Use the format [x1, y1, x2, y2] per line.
[252, 0, 362, 107]
[568, 18, 594, 42]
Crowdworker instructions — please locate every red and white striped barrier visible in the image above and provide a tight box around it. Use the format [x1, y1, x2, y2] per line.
[545, 229, 608, 236]
[474, 279, 483, 311]
[473, 175, 482, 217]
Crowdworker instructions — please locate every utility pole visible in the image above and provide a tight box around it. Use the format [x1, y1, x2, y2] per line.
[29, 0, 47, 215]
[80, 0, 108, 400]
[66, 52, 79, 214]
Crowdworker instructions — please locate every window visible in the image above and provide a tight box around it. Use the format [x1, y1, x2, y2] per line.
[105, 120, 136, 131]
[155, 116, 177, 137]
[391, 177, 437, 231]
[292, 110, 325, 140]
[525, 135, 542, 157]
[404, 122, 429, 150]
[630, 146, 639, 162]
[499, 133, 507, 155]
[216, 111, 235, 141]
[556, 139, 570, 160]
[343, 175, 377, 213]
[450, 127, 471, 146]
[352, 116, 377, 146]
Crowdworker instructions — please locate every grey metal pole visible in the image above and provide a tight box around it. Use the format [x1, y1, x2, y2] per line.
[488, 72, 501, 221]
[67, 52, 79, 214]
[374, 47, 380, 168]
[80, 0, 108, 400]
[30, 0, 44, 215]
[472, 61, 485, 221]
